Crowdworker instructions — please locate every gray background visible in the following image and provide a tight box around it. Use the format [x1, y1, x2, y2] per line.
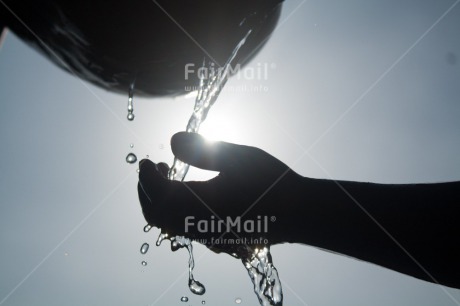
[1, 0, 460, 305]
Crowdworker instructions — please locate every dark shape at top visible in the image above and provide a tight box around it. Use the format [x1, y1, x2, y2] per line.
[1, 0, 283, 96]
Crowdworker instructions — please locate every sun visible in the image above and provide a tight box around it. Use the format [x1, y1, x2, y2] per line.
[199, 115, 238, 143]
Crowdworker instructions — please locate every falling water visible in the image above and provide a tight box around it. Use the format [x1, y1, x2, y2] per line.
[126, 153, 137, 164]
[150, 29, 253, 298]
[168, 30, 252, 181]
[243, 247, 282, 306]
[155, 232, 168, 246]
[140, 243, 149, 254]
[127, 82, 135, 121]
[176, 236, 206, 295]
[143, 27, 283, 305]
[143, 224, 152, 233]
[156, 234, 206, 295]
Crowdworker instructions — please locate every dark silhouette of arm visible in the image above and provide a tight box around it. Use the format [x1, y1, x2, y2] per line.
[287, 177, 460, 289]
[138, 132, 460, 288]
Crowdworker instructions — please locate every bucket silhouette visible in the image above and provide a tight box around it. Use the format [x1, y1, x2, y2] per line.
[1, 0, 282, 96]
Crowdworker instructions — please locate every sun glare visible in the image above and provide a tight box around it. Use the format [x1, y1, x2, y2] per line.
[199, 117, 238, 143]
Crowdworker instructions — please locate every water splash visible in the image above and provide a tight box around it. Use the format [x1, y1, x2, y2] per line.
[126, 153, 137, 164]
[176, 235, 206, 295]
[168, 29, 252, 181]
[156, 234, 206, 295]
[243, 247, 282, 306]
[127, 82, 135, 121]
[154, 28, 252, 299]
[144, 27, 284, 305]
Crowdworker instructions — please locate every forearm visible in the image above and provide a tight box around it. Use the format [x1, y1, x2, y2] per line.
[288, 177, 460, 288]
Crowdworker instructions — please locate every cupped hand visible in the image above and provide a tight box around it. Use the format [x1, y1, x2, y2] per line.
[138, 132, 303, 254]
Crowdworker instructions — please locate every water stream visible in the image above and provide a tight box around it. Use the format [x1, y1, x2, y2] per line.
[168, 30, 252, 181]
[127, 81, 135, 121]
[139, 28, 283, 306]
[243, 246, 283, 305]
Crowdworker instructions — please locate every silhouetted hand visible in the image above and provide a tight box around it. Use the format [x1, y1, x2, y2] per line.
[138, 132, 460, 288]
[138, 132, 304, 254]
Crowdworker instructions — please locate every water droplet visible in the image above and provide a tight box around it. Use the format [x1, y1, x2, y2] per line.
[130, 143, 134, 148]
[140, 243, 149, 254]
[156, 232, 168, 246]
[126, 153, 137, 164]
[146, 155, 149, 158]
[143, 224, 152, 232]
[189, 279, 206, 295]
[171, 240, 181, 252]
[127, 82, 135, 121]
[201, 301, 206, 305]
[136, 169, 140, 173]
[180, 296, 189, 302]
[235, 298, 242, 304]
[141, 261, 147, 266]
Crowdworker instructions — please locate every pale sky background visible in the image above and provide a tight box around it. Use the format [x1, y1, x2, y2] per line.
[1, 0, 460, 305]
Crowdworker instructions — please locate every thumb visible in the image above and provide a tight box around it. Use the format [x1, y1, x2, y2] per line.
[171, 132, 250, 172]
[138, 159, 168, 202]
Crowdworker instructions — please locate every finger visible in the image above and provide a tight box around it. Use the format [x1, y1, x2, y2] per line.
[138, 159, 168, 200]
[170, 132, 252, 172]
[157, 162, 170, 178]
